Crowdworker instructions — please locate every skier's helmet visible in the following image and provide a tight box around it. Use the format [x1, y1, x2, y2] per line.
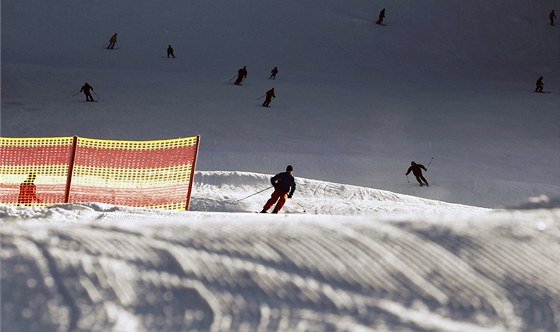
[286, 165, 293, 172]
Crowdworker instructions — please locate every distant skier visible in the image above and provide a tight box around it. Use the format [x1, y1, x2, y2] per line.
[167, 45, 175, 58]
[269, 66, 279, 79]
[406, 161, 429, 187]
[107, 33, 118, 49]
[535, 76, 544, 93]
[376, 8, 386, 25]
[80, 82, 95, 102]
[234, 66, 248, 85]
[262, 88, 276, 107]
[261, 165, 296, 214]
[18, 173, 42, 206]
[550, 10, 556, 26]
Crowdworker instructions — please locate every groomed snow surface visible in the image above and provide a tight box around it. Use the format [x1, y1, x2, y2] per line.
[2, 0, 560, 331]
[2, 172, 560, 331]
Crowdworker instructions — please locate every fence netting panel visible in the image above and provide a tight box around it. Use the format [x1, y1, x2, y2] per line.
[68, 136, 199, 210]
[0, 137, 75, 206]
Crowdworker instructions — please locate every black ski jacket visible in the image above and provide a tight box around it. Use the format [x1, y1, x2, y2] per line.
[406, 164, 427, 176]
[271, 171, 296, 196]
[80, 84, 93, 93]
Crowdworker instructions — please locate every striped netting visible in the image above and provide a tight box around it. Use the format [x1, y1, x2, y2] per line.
[0, 136, 200, 210]
[0, 137, 75, 206]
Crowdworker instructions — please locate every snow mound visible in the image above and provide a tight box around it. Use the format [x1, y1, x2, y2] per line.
[190, 171, 487, 215]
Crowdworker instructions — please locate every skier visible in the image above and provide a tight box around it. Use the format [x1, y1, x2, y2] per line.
[269, 66, 279, 79]
[261, 165, 296, 213]
[107, 33, 118, 49]
[80, 82, 95, 102]
[167, 45, 175, 58]
[376, 8, 386, 25]
[18, 173, 42, 206]
[262, 88, 276, 107]
[406, 161, 429, 187]
[535, 76, 544, 93]
[234, 66, 248, 85]
[550, 10, 556, 26]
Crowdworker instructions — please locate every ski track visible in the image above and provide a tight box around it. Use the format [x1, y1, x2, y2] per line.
[2, 205, 560, 331]
[190, 171, 485, 216]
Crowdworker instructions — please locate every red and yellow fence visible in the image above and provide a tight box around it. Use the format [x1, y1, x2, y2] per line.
[0, 136, 200, 210]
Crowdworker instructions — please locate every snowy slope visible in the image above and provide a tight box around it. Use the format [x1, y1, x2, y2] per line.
[2, 0, 560, 331]
[3, 172, 560, 331]
[1, 196, 559, 331]
[2, 0, 559, 207]
[190, 171, 484, 215]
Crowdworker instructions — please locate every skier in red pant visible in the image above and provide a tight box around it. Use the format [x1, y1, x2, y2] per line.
[261, 165, 296, 213]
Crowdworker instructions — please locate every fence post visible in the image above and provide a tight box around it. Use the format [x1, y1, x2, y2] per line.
[64, 136, 78, 203]
[184, 135, 200, 211]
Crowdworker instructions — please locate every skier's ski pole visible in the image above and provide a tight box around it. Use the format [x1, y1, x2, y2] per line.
[235, 186, 273, 202]
[256, 95, 265, 100]
[228, 75, 237, 82]
[292, 200, 306, 213]
[427, 157, 434, 170]
[72, 91, 81, 97]
[406, 174, 410, 183]
[92, 91, 101, 100]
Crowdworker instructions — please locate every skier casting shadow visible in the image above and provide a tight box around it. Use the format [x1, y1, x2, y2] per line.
[406, 161, 429, 187]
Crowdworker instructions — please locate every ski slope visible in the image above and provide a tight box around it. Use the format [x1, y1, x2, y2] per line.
[2, 0, 560, 330]
[2, 0, 559, 208]
[2, 172, 560, 332]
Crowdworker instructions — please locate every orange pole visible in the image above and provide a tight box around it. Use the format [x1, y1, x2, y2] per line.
[185, 135, 200, 210]
[64, 136, 78, 203]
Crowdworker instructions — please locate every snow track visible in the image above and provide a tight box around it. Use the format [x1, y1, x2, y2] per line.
[2, 205, 559, 331]
[190, 171, 485, 215]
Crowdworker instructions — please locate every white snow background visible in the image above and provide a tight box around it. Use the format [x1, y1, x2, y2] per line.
[1, 0, 560, 331]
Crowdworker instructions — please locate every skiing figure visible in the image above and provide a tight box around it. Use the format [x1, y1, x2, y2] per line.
[269, 66, 279, 79]
[376, 8, 386, 25]
[18, 173, 42, 206]
[262, 88, 276, 107]
[406, 161, 429, 187]
[535, 76, 544, 93]
[234, 66, 248, 85]
[167, 45, 175, 58]
[80, 82, 95, 102]
[550, 10, 556, 26]
[107, 33, 118, 49]
[261, 165, 296, 214]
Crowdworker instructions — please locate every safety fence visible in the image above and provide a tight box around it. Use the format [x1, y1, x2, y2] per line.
[0, 136, 200, 210]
